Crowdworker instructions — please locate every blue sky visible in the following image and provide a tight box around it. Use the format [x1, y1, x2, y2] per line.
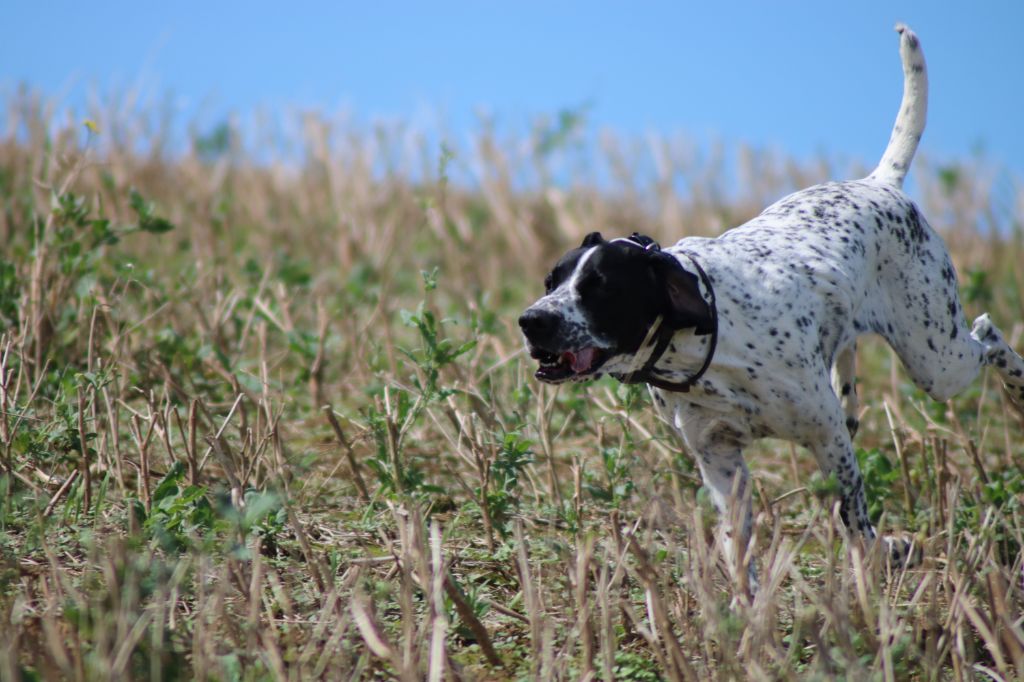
[3, 2, 1023, 177]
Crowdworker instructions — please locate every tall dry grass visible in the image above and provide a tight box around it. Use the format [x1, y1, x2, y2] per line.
[0, 87, 1022, 680]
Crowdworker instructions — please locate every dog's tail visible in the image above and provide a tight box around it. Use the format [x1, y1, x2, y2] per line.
[869, 24, 927, 187]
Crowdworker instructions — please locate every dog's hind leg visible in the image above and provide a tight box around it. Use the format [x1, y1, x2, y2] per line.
[876, 230, 1023, 406]
[972, 314, 1024, 415]
[831, 344, 860, 438]
[805, 423, 873, 537]
[887, 304, 1024, 413]
[804, 393, 919, 566]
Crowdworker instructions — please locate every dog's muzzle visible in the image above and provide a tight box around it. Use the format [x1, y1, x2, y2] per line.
[518, 308, 605, 382]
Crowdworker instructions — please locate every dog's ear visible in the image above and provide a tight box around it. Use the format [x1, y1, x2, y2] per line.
[580, 232, 604, 248]
[657, 259, 714, 334]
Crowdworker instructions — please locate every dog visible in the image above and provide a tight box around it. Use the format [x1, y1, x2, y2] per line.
[519, 25, 1024, 590]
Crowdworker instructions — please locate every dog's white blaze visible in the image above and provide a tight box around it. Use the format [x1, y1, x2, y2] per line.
[532, 245, 612, 347]
[564, 245, 598, 296]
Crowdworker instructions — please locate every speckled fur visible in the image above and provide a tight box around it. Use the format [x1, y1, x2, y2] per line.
[522, 26, 1024, 587]
[650, 175, 1024, 568]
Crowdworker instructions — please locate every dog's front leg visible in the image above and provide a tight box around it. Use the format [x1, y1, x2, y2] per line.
[677, 411, 757, 598]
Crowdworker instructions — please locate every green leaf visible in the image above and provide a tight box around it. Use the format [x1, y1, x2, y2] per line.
[139, 216, 175, 234]
[152, 462, 186, 503]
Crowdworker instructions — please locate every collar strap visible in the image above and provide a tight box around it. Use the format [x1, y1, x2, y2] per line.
[616, 243, 718, 393]
[615, 232, 661, 250]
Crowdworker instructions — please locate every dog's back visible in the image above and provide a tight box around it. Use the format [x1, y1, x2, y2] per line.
[667, 25, 964, 398]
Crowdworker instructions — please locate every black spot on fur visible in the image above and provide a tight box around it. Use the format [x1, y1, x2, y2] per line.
[905, 205, 929, 243]
[845, 416, 859, 435]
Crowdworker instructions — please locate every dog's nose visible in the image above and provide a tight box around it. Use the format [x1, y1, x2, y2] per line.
[518, 308, 558, 338]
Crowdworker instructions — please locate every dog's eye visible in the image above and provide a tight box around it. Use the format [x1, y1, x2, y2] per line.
[576, 270, 605, 296]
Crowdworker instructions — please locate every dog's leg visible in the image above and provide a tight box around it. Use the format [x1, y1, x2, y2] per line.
[874, 215, 1024, 412]
[698, 446, 756, 597]
[971, 314, 1024, 415]
[806, 399, 917, 567]
[677, 412, 757, 596]
[808, 428, 872, 537]
[831, 344, 859, 438]
[887, 301, 1024, 415]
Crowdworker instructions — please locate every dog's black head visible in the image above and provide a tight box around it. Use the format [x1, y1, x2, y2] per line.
[518, 232, 713, 383]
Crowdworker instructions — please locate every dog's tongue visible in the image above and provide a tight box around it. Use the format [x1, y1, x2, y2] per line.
[564, 347, 598, 373]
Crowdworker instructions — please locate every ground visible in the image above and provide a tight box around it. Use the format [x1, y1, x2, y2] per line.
[1, 99, 1023, 680]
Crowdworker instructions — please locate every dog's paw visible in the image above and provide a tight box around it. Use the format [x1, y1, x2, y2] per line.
[882, 535, 920, 569]
[970, 313, 1002, 348]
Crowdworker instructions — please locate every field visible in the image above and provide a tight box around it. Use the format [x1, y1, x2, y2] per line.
[1, 92, 1023, 680]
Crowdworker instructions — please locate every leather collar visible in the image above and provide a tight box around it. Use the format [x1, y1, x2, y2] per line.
[614, 234, 718, 393]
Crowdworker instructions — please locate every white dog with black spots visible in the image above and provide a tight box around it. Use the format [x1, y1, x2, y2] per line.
[519, 24, 1024, 594]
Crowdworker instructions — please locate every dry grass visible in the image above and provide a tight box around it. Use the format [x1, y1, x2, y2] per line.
[1, 88, 1023, 680]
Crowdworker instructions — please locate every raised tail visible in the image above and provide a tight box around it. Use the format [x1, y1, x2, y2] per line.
[869, 24, 928, 187]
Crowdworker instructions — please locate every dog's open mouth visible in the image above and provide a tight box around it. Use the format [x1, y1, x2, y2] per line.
[531, 346, 605, 382]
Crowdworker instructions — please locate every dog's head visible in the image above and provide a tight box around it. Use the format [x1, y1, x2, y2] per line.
[518, 232, 714, 384]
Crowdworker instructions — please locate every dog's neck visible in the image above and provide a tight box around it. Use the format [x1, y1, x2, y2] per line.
[611, 246, 719, 393]
[614, 327, 716, 389]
